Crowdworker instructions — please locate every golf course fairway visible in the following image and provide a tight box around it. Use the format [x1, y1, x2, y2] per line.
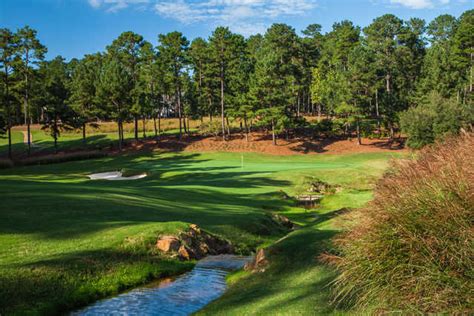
[0, 151, 402, 314]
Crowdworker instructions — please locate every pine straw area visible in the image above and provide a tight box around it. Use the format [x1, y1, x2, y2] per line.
[1, 131, 406, 166]
[144, 133, 406, 156]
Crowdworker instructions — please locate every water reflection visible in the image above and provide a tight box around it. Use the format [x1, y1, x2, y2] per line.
[73, 255, 252, 316]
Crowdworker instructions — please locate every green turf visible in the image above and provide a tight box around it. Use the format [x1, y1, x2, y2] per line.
[0, 150, 400, 314]
[198, 192, 373, 316]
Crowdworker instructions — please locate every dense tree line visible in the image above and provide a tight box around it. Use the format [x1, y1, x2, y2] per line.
[1, 11, 473, 157]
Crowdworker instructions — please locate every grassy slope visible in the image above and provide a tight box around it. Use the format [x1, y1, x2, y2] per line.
[198, 194, 372, 315]
[0, 151, 399, 314]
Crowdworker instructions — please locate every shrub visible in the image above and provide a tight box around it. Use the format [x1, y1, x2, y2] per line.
[331, 118, 346, 136]
[0, 159, 14, 169]
[400, 92, 473, 149]
[198, 120, 221, 136]
[359, 119, 375, 138]
[327, 133, 473, 314]
[312, 118, 333, 136]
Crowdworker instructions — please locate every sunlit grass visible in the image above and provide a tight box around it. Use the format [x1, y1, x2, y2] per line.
[0, 151, 401, 314]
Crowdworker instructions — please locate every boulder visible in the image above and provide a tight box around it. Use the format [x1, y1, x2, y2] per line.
[245, 248, 268, 271]
[178, 245, 191, 260]
[272, 214, 294, 229]
[156, 224, 234, 261]
[255, 248, 268, 267]
[156, 235, 181, 252]
[189, 224, 201, 234]
[198, 241, 210, 255]
[308, 179, 332, 193]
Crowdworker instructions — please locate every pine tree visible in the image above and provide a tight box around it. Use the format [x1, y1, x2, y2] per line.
[39, 56, 74, 153]
[69, 53, 102, 144]
[251, 24, 298, 145]
[14, 26, 47, 155]
[158, 32, 189, 138]
[97, 56, 132, 150]
[0, 28, 18, 159]
[107, 31, 145, 141]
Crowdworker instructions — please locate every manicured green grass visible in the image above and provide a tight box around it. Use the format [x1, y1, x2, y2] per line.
[198, 190, 374, 315]
[0, 150, 400, 314]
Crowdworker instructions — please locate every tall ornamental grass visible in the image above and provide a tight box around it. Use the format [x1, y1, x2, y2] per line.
[328, 133, 473, 314]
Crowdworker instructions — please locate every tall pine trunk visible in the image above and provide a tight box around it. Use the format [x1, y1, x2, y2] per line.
[177, 86, 182, 139]
[134, 116, 139, 141]
[53, 115, 58, 154]
[142, 116, 146, 138]
[244, 115, 249, 142]
[297, 91, 300, 117]
[24, 49, 32, 156]
[356, 118, 362, 145]
[271, 118, 276, 146]
[220, 66, 225, 141]
[27, 122, 31, 155]
[117, 119, 122, 151]
[158, 111, 161, 138]
[53, 134, 58, 154]
[375, 89, 380, 137]
[82, 122, 86, 145]
[470, 51, 472, 92]
[183, 114, 188, 134]
[153, 117, 158, 138]
[4, 69, 12, 159]
[8, 126, 12, 160]
[120, 121, 124, 144]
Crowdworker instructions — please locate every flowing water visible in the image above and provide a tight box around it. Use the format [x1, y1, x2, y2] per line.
[72, 255, 252, 316]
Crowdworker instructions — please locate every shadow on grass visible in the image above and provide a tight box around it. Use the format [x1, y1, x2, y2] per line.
[1, 249, 193, 315]
[0, 152, 293, 241]
[0, 134, 112, 158]
[199, 222, 346, 315]
[0, 129, 198, 160]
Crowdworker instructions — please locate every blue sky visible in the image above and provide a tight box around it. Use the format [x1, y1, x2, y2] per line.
[1, 0, 472, 60]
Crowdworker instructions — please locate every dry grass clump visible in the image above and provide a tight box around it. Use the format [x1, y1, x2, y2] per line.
[327, 133, 473, 314]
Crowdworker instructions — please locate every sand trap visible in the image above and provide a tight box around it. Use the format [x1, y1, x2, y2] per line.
[88, 171, 147, 181]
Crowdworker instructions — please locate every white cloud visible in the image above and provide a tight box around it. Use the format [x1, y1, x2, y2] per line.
[88, 0, 102, 8]
[155, 0, 317, 35]
[388, 0, 450, 9]
[87, 0, 317, 36]
[155, 1, 207, 23]
[88, 0, 150, 12]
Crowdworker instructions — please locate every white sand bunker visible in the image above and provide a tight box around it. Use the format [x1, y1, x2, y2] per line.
[88, 171, 147, 181]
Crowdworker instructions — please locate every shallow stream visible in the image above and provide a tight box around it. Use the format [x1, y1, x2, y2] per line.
[72, 255, 252, 316]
